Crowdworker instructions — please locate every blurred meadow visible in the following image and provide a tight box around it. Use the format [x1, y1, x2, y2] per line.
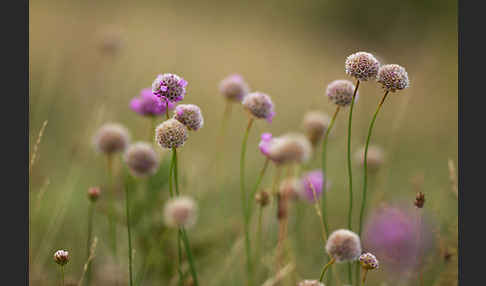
[29, 0, 457, 285]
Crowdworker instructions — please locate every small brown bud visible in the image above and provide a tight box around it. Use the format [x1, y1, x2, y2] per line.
[87, 187, 101, 202]
[255, 190, 270, 207]
[414, 192, 425, 208]
[53, 250, 69, 266]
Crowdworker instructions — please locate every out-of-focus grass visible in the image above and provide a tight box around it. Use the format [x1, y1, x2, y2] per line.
[29, 0, 457, 285]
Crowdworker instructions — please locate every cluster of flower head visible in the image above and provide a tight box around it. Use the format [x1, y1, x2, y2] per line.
[262, 133, 312, 165]
[163, 196, 198, 228]
[130, 88, 174, 117]
[152, 73, 188, 103]
[243, 92, 275, 122]
[359, 252, 379, 270]
[302, 111, 330, 146]
[377, 64, 410, 92]
[354, 145, 385, 171]
[326, 79, 358, 107]
[93, 123, 130, 154]
[124, 142, 160, 177]
[219, 74, 250, 102]
[345, 52, 380, 81]
[174, 104, 204, 131]
[300, 170, 324, 202]
[53, 250, 69, 266]
[155, 119, 189, 149]
[326, 229, 362, 262]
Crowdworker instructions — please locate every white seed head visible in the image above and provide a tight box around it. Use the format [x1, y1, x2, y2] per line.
[345, 51, 380, 81]
[302, 111, 330, 146]
[377, 64, 409, 92]
[93, 123, 130, 154]
[155, 119, 189, 149]
[163, 196, 198, 228]
[124, 142, 160, 177]
[242, 92, 275, 122]
[355, 145, 385, 171]
[174, 104, 204, 131]
[326, 229, 362, 263]
[268, 133, 312, 165]
[326, 80, 357, 107]
[219, 74, 250, 102]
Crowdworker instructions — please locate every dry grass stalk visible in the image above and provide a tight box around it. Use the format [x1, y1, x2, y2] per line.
[448, 159, 458, 198]
[29, 120, 48, 176]
[77, 236, 98, 286]
[262, 263, 295, 286]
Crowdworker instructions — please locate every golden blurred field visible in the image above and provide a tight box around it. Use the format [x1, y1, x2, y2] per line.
[29, 0, 457, 285]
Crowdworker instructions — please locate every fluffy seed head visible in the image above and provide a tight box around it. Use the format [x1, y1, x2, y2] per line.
[302, 111, 330, 146]
[163, 196, 197, 228]
[87, 187, 101, 202]
[174, 104, 204, 131]
[130, 88, 174, 117]
[345, 51, 380, 81]
[124, 142, 160, 177]
[155, 119, 189, 149]
[219, 74, 250, 102]
[93, 123, 130, 154]
[355, 145, 385, 172]
[300, 170, 324, 202]
[326, 80, 358, 107]
[326, 229, 362, 262]
[377, 64, 409, 92]
[298, 280, 325, 286]
[359, 252, 379, 270]
[152, 73, 188, 103]
[53, 250, 69, 265]
[242, 92, 275, 122]
[267, 133, 312, 165]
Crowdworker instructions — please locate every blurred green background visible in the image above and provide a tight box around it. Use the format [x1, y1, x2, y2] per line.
[29, 0, 457, 285]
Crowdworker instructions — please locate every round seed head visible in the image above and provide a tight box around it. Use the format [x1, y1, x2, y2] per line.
[302, 111, 330, 146]
[345, 51, 380, 81]
[124, 142, 160, 177]
[163, 196, 198, 228]
[298, 280, 325, 286]
[174, 104, 204, 131]
[359, 252, 379, 270]
[255, 190, 270, 207]
[87, 186, 101, 202]
[130, 88, 174, 117]
[326, 229, 362, 262]
[152, 73, 188, 103]
[93, 123, 130, 154]
[53, 250, 69, 266]
[326, 80, 358, 107]
[242, 92, 275, 122]
[354, 145, 385, 172]
[155, 119, 189, 149]
[219, 74, 250, 102]
[300, 169, 324, 203]
[377, 64, 409, 92]
[267, 133, 312, 165]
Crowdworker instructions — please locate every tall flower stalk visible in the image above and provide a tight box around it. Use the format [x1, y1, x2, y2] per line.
[86, 187, 100, 286]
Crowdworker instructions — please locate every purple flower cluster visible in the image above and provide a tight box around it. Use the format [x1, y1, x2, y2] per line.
[130, 88, 174, 117]
[152, 73, 188, 103]
[300, 170, 324, 202]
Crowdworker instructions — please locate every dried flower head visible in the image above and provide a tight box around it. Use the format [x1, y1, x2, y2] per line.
[174, 104, 204, 131]
[414, 192, 425, 208]
[302, 111, 330, 146]
[155, 119, 189, 149]
[267, 133, 312, 165]
[255, 190, 270, 207]
[300, 170, 324, 202]
[326, 229, 362, 262]
[219, 74, 250, 102]
[242, 92, 275, 122]
[130, 88, 174, 117]
[152, 73, 188, 103]
[355, 145, 385, 171]
[345, 51, 380, 81]
[124, 142, 160, 177]
[93, 123, 130, 154]
[53, 250, 69, 266]
[359, 252, 379, 270]
[298, 280, 325, 286]
[326, 80, 358, 107]
[377, 64, 409, 92]
[87, 187, 101, 202]
[279, 177, 303, 201]
[163, 196, 198, 228]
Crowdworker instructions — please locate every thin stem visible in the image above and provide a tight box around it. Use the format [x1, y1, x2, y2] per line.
[240, 117, 254, 283]
[61, 265, 65, 286]
[319, 257, 335, 282]
[177, 229, 184, 286]
[256, 205, 263, 267]
[321, 106, 341, 238]
[168, 150, 175, 198]
[106, 154, 117, 260]
[86, 203, 94, 286]
[173, 148, 180, 196]
[124, 175, 134, 286]
[249, 158, 270, 215]
[180, 228, 199, 286]
[166, 100, 170, 120]
[361, 269, 368, 286]
[308, 179, 327, 242]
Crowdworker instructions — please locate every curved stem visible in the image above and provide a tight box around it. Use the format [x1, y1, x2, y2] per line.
[319, 257, 335, 282]
[249, 158, 270, 215]
[321, 107, 340, 238]
[240, 117, 254, 283]
[124, 176, 133, 286]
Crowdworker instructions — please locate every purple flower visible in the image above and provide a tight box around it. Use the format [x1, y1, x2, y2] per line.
[300, 170, 324, 202]
[130, 88, 174, 116]
[242, 92, 275, 123]
[219, 74, 250, 102]
[363, 205, 433, 273]
[258, 133, 273, 156]
[151, 73, 188, 103]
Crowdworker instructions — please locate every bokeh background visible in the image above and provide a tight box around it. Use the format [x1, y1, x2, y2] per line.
[29, 0, 457, 285]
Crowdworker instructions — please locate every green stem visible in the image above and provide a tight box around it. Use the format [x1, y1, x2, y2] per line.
[319, 258, 335, 282]
[321, 106, 340, 237]
[61, 266, 65, 286]
[106, 154, 118, 261]
[178, 229, 184, 286]
[248, 158, 270, 216]
[124, 174, 134, 286]
[86, 203, 94, 286]
[168, 150, 175, 198]
[166, 100, 170, 120]
[240, 117, 254, 283]
[362, 269, 368, 286]
[173, 148, 180, 196]
[256, 205, 263, 268]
